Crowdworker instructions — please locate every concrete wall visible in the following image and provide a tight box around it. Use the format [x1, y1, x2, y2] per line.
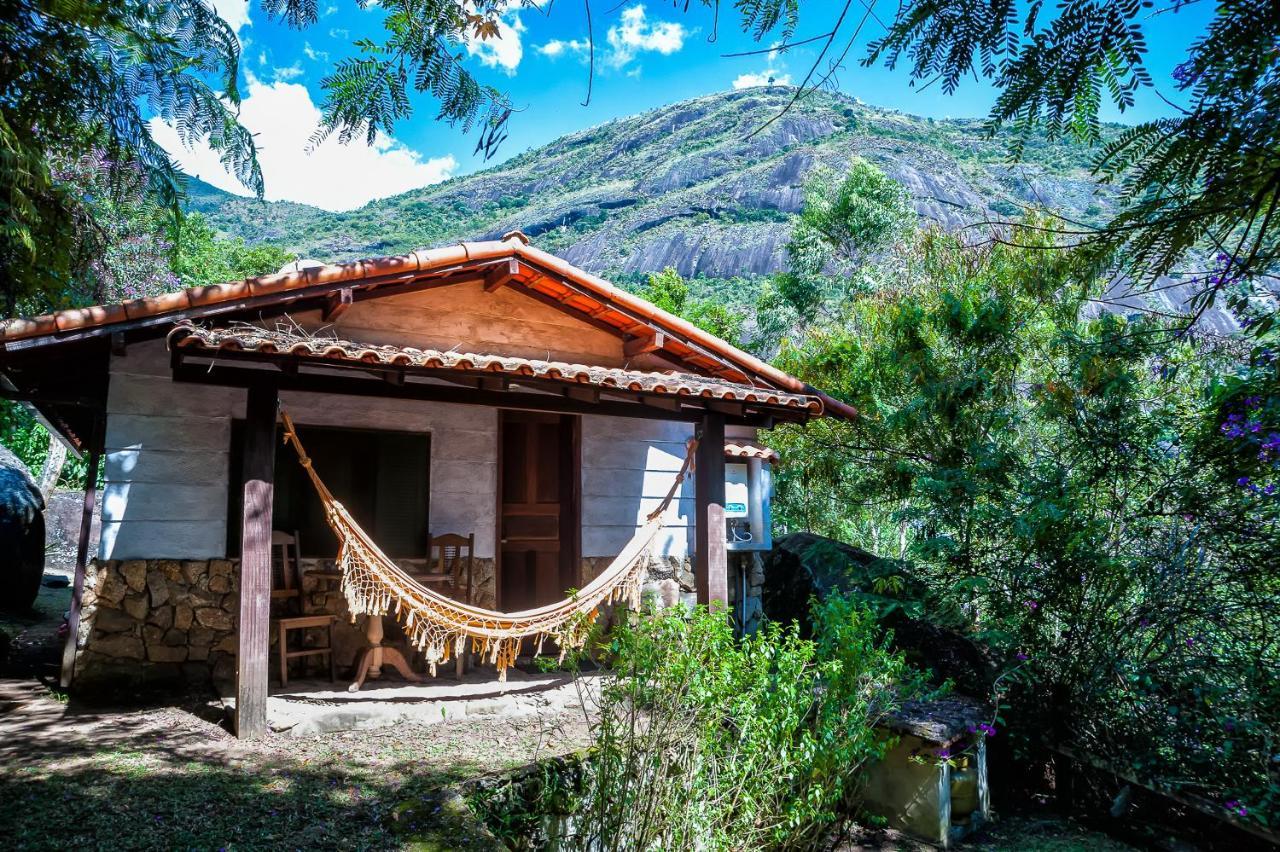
[581, 415, 695, 559]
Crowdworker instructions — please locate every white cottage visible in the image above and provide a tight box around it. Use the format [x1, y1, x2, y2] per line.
[0, 231, 852, 736]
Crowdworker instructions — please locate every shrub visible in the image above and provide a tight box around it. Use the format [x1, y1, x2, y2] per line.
[567, 597, 922, 851]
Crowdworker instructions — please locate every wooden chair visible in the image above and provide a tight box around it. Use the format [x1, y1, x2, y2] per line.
[426, 532, 475, 677]
[271, 530, 336, 687]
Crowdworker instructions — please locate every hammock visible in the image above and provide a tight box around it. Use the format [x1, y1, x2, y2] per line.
[278, 408, 697, 680]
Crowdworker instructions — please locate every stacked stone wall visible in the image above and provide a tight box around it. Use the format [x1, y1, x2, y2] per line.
[74, 558, 239, 689]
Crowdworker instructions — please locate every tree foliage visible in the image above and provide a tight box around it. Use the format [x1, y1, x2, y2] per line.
[0, 0, 262, 316]
[264, 0, 517, 158]
[551, 598, 922, 851]
[766, 171, 1280, 823]
[635, 267, 747, 345]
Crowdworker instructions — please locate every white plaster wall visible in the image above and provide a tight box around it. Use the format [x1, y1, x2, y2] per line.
[580, 415, 696, 559]
[100, 342, 704, 564]
[101, 339, 498, 560]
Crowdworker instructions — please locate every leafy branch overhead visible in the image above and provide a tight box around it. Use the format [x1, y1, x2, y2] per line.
[860, 0, 1280, 307]
[263, 0, 516, 159]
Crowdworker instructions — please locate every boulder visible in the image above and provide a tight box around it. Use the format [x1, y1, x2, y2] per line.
[147, 643, 188, 663]
[761, 532, 994, 689]
[120, 591, 147, 616]
[122, 594, 149, 621]
[0, 445, 44, 612]
[94, 606, 140, 634]
[99, 566, 129, 605]
[94, 633, 144, 660]
[148, 606, 173, 630]
[173, 603, 194, 631]
[146, 569, 169, 607]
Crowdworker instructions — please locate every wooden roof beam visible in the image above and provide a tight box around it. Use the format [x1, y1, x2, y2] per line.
[322, 287, 353, 321]
[484, 258, 521, 292]
[624, 331, 666, 358]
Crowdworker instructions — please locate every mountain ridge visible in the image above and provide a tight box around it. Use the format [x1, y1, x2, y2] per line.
[194, 87, 1239, 332]
[195, 87, 1114, 275]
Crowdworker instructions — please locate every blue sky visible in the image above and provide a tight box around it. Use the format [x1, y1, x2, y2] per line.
[160, 0, 1213, 211]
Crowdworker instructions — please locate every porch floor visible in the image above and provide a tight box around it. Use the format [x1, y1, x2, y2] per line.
[223, 667, 596, 737]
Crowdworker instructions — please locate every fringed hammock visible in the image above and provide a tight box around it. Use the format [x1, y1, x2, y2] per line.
[279, 408, 697, 680]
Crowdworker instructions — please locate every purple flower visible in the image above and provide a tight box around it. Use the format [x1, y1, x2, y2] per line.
[1024, 600, 1039, 611]
[1016, 652, 1029, 661]
[1237, 476, 1251, 487]
[936, 747, 952, 759]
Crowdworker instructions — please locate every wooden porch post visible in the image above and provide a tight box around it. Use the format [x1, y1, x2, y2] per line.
[695, 412, 728, 607]
[59, 418, 102, 688]
[236, 382, 277, 738]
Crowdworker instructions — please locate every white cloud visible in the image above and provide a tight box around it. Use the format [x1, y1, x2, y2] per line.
[323, 4, 338, 15]
[211, 0, 251, 36]
[538, 38, 589, 59]
[732, 69, 792, 89]
[303, 42, 330, 63]
[606, 5, 687, 69]
[152, 74, 458, 212]
[537, 6, 686, 71]
[465, 12, 525, 75]
[329, 27, 350, 39]
[273, 62, 304, 81]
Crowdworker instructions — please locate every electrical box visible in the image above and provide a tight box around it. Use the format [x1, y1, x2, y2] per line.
[725, 456, 772, 551]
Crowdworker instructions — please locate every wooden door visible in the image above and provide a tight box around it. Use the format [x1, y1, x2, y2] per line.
[498, 412, 579, 612]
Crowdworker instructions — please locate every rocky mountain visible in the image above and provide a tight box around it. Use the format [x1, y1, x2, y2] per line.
[193, 87, 1237, 331]
[196, 88, 1115, 272]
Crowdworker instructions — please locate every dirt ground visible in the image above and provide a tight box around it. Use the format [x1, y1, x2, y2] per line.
[0, 675, 593, 850]
[0, 579, 1140, 852]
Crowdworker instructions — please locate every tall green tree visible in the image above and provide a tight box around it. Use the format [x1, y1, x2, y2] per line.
[0, 0, 262, 316]
[769, 210, 1280, 825]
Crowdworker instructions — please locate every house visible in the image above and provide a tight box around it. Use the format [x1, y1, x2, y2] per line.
[0, 231, 853, 737]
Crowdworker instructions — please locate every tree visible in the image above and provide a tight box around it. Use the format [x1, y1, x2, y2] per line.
[0, 0, 262, 317]
[769, 159, 915, 333]
[170, 213, 295, 288]
[636, 267, 746, 345]
[767, 192, 1280, 824]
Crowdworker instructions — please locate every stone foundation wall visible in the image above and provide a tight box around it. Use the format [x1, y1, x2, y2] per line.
[72, 551, 758, 690]
[73, 558, 240, 690]
[73, 556, 501, 690]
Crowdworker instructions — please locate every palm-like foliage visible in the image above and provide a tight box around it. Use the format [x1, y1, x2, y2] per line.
[0, 0, 261, 316]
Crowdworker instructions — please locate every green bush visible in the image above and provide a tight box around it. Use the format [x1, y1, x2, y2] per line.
[568, 597, 922, 851]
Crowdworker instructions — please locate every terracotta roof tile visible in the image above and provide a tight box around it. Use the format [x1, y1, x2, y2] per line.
[0, 233, 855, 420]
[168, 322, 825, 415]
[724, 442, 780, 462]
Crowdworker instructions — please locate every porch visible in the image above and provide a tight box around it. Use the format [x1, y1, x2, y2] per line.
[233, 667, 599, 738]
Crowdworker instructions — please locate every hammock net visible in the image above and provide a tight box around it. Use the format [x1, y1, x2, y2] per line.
[279, 408, 696, 680]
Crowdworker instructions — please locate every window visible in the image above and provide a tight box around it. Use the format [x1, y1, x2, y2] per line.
[228, 423, 430, 559]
